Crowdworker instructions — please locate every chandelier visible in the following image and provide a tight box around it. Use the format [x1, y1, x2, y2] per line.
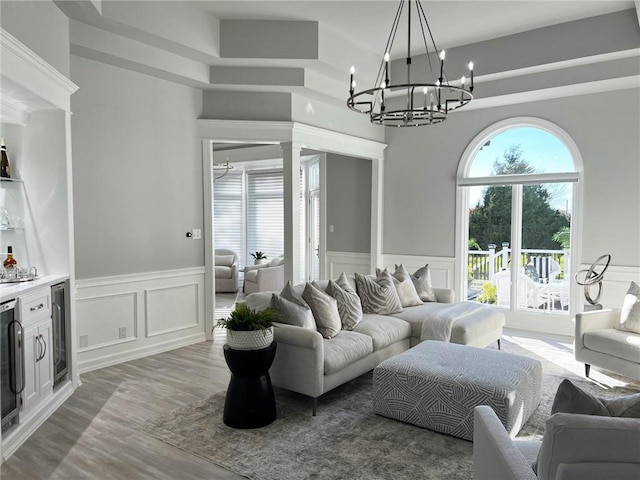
[347, 0, 475, 127]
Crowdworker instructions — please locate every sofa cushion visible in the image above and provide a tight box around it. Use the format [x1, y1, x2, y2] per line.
[326, 280, 363, 330]
[407, 264, 437, 302]
[616, 281, 640, 334]
[215, 266, 232, 279]
[215, 254, 235, 267]
[302, 283, 341, 339]
[389, 302, 453, 338]
[270, 294, 317, 331]
[584, 328, 640, 363]
[323, 331, 373, 375]
[355, 271, 403, 315]
[352, 314, 411, 350]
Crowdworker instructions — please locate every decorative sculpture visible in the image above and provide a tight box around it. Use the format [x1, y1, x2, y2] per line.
[574, 254, 611, 310]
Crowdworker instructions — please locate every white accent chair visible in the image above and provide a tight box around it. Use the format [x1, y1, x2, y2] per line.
[214, 249, 238, 293]
[473, 405, 640, 480]
[243, 255, 285, 294]
[575, 309, 640, 381]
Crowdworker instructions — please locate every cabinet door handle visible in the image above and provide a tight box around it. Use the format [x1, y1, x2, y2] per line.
[30, 303, 45, 312]
[36, 334, 42, 362]
[38, 334, 47, 361]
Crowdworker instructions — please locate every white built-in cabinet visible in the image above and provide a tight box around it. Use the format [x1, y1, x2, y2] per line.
[19, 288, 54, 414]
[0, 27, 78, 463]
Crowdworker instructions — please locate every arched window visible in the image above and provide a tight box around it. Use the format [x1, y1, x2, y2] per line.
[456, 117, 583, 335]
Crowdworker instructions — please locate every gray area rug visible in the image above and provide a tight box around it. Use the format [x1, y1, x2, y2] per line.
[137, 341, 638, 480]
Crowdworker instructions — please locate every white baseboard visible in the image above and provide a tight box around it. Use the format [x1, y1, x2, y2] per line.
[76, 333, 206, 374]
[75, 267, 206, 372]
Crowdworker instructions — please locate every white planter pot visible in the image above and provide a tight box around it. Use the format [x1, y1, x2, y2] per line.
[254, 258, 269, 265]
[226, 327, 274, 350]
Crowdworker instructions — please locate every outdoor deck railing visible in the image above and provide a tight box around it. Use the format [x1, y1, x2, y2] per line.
[468, 244, 567, 282]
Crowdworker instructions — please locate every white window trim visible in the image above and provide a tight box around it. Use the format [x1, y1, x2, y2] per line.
[455, 116, 585, 337]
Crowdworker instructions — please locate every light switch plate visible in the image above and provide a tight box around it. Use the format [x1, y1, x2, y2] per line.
[192, 228, 202, 240]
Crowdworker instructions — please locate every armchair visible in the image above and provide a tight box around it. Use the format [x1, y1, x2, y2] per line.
[491, 270, 543, 309]
[575, 309, 640, 381]
[214, 249, 238, 293]
[243, 255, 285, 294]
[473, 405, 640, 480]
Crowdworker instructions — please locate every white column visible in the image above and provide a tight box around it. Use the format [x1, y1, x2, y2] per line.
[370, 156, 384, 273]
[281, 142, 302, 284]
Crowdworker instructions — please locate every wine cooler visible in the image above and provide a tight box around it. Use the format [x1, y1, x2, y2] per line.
[51, 281, 70, 387]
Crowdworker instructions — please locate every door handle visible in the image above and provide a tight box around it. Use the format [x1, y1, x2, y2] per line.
[36, 334, 42, 362]
[40, 334, 47, 361]
[52, 302, 61, 367]
[9, 320, 26, 394]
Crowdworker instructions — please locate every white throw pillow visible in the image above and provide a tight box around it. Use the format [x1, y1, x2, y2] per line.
[406, 263, 437, 302]
[383, 264, 423, 307]
[616, 281, 640, 334]
[302, 283, 341, 339]
[354, 271, 403, 315]
[326, 280, 363, 330]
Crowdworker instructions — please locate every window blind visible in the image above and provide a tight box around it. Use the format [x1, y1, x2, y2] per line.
[247, 171, 284, 266]
[213, 172, 244, 264]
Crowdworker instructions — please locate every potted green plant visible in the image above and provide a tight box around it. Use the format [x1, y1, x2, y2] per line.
[216, 303, 280, 350]
[250, 251, 268, 265]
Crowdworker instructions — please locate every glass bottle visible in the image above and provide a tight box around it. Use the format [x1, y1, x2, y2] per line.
[3, 246, 17, 269]
[1, 138, 10, 178]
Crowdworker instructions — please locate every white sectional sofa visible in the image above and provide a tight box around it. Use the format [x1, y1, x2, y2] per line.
[245, 276, 505, 414]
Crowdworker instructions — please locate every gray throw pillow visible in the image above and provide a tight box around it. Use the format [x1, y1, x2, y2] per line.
[551, 379, 609, 416]
[354, 271, 403, 315]
[280, 281, 308, 308]
[302, 283, 341, 339]
[270, 294, 317, 331]
[551, 379, 640, 418]
[390, 264, 423, 307]
[616, 281, 640, 334]
[407, 264, 437, 302]
[336, 272, 357, 293]
[326, 280, 363, 330]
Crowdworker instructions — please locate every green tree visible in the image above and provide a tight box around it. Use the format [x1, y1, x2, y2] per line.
[469, 145, 570, 250]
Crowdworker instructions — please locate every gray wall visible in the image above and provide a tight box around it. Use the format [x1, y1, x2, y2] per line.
[326, 154, 371, 253]
[1, 0, 70, 76]
[71, 56, 204, 279]
[383, 88, 640, 267]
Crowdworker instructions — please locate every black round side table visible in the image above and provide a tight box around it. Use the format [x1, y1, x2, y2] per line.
[223, 341, 277, 429]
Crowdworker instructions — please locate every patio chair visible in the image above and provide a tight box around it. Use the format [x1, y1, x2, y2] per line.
[491, 269, 543, 309]
[530, 256, 561, 283]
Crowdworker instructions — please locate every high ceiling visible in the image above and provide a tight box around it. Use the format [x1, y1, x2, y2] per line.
[197, 0, 635, 56]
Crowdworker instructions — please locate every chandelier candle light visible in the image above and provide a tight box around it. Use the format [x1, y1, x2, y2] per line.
[347, 0, 475, 127]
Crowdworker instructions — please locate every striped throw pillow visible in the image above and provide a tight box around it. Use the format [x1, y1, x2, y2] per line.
[354, 271, 403, 315]
[326, 280, 363, 330]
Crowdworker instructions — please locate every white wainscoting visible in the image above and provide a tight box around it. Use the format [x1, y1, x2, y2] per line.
[325, 251, 372, 278]
[325, 251, 456, 292]
[577, 264, 640, 310]
[75, 267, 206, 373]
[381, 254, 456, 292]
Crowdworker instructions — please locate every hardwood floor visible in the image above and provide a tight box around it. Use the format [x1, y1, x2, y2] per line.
[1, 333, 245, 480]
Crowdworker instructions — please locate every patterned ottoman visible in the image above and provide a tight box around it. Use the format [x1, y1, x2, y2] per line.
[373, 340, 542, 440]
